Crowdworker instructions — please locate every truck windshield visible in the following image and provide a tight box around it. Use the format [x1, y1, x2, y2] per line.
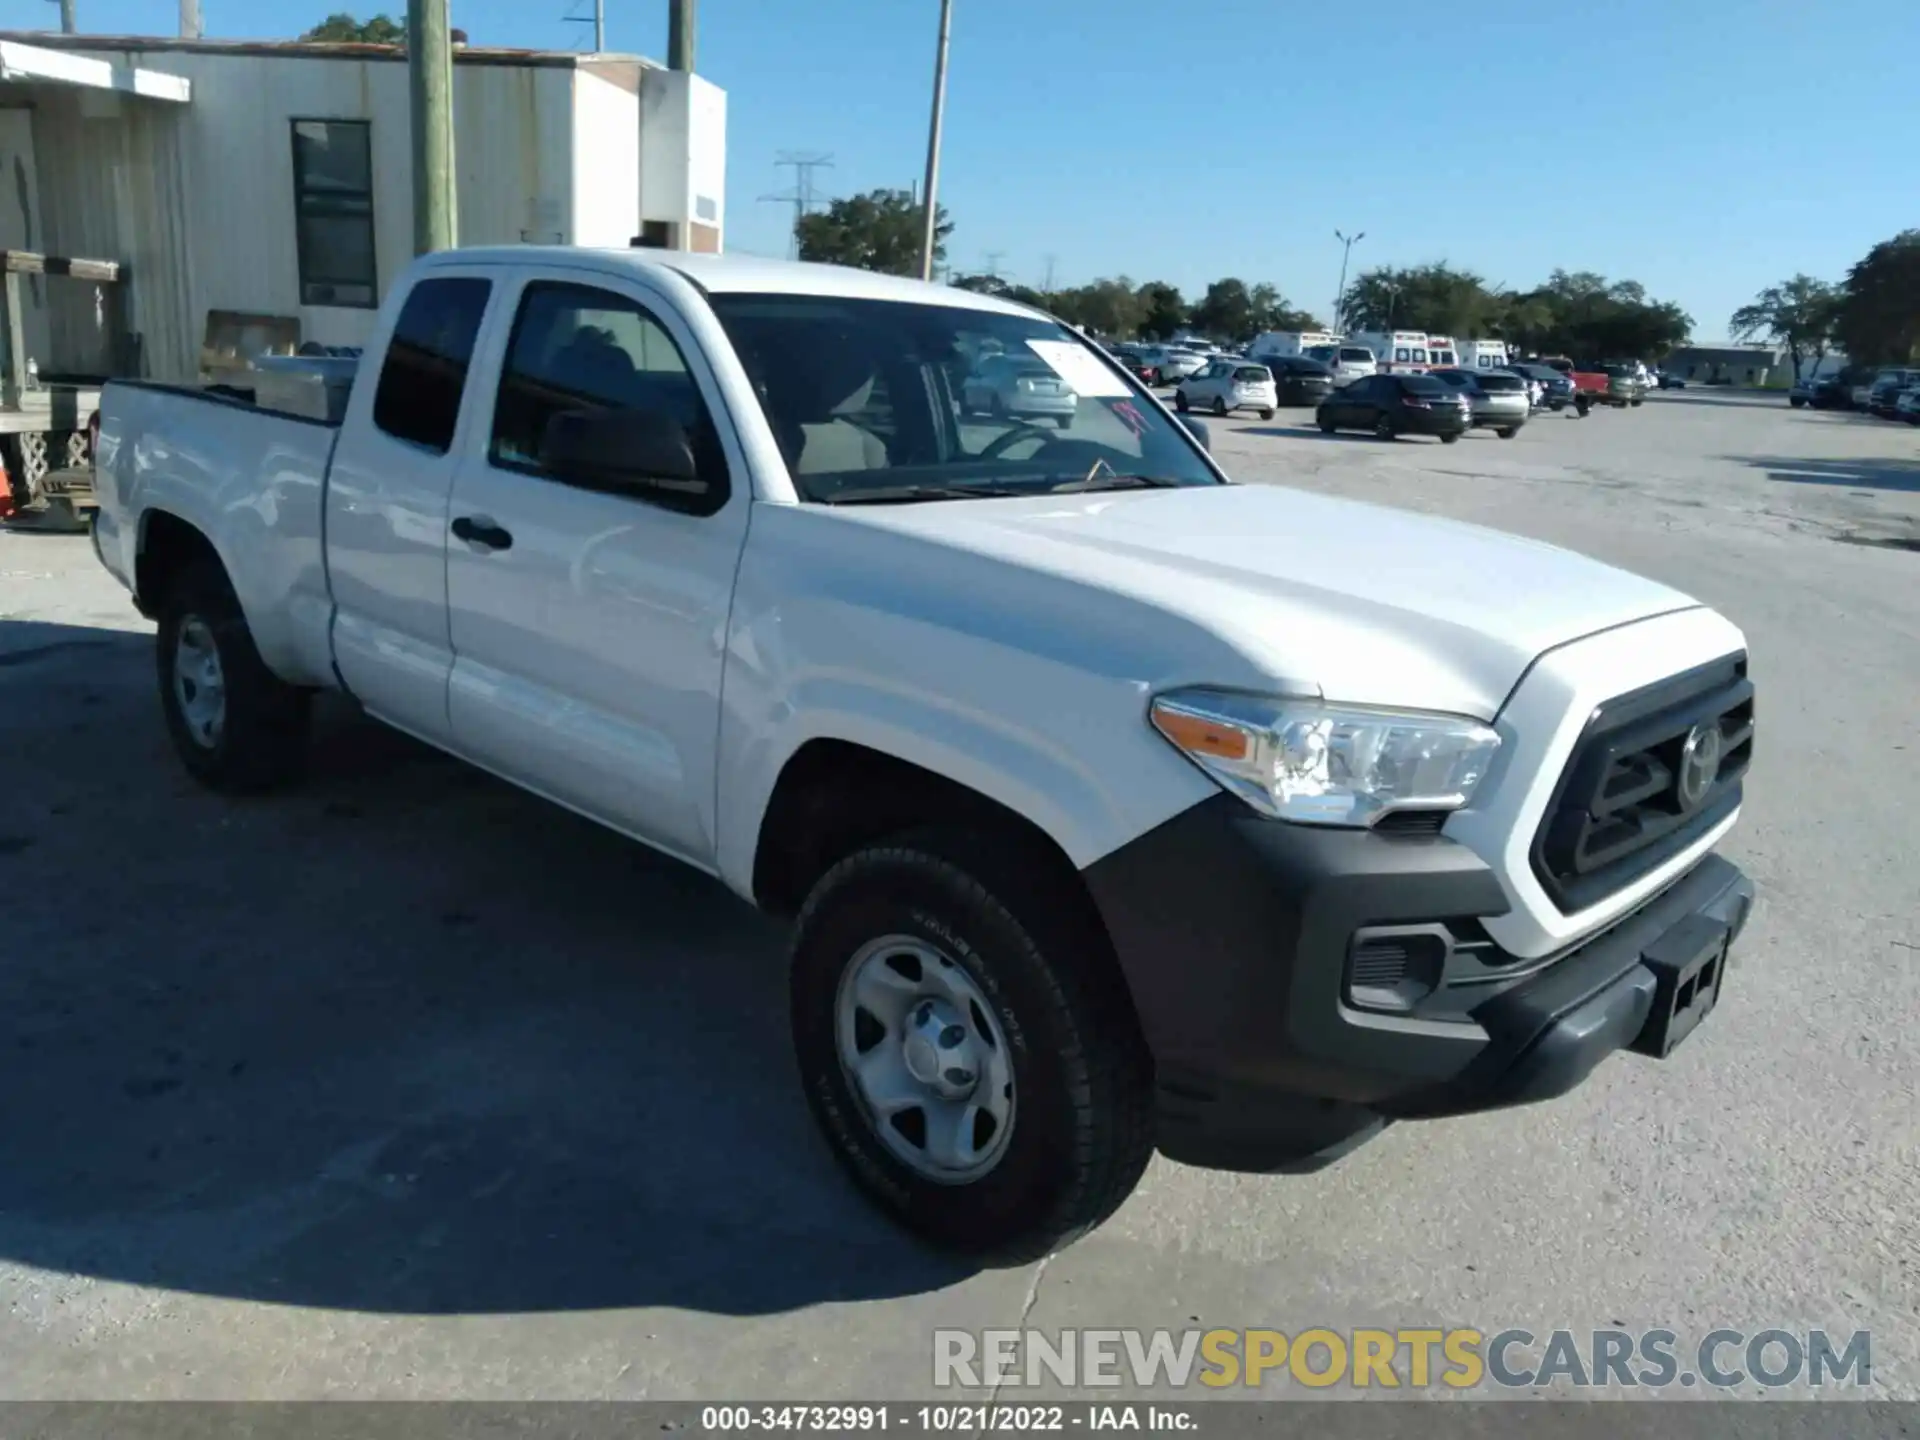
[706, 293, 1222, 504]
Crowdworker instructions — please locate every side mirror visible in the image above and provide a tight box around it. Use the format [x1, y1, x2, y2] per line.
[1177, 414, 1212, 452]
[540, 407, 713, 510]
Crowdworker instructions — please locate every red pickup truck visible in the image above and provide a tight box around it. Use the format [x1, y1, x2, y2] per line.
[1540, 357, 1637, 416]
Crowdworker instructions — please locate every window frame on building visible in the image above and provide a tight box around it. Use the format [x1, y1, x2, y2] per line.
[289, 117, 378, 309]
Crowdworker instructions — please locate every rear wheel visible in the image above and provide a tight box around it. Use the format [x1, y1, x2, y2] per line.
[1373, 414, 1396, 440]
[1260, 408, 1275, 420]
[1496, 426, 1518, 439]
[155, 559, 310, 793]
[1211, 396, 1229, 417]
[1174, 390, 1190, 412]
[1440, 432, 1461, 444]
[790, 832, 1154, 1260]
[1790, 397, 1807, 409]
[1318, 415, 1337, 433]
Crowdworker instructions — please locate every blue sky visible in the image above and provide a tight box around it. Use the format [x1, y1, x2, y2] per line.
[56, 0, 1920, 340]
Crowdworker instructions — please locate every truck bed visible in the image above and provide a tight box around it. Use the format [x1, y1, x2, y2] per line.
[93, 380, 342, 688]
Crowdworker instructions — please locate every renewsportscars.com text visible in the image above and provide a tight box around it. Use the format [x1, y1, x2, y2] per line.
[932, 1327, 1872, 1391]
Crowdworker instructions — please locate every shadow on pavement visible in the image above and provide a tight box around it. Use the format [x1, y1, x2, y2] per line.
[0, 618, 976, 1317]
[1734, 456, 1920, 495]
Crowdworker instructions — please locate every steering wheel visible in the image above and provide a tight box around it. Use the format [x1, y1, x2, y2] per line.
[977, 422, 1056, 461]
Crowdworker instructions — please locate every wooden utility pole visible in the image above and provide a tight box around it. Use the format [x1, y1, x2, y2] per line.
[917, 0, 952, 282]
[409, 0, 458, 255]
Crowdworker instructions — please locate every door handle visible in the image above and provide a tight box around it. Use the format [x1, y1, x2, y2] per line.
[452, 515, 513, 551]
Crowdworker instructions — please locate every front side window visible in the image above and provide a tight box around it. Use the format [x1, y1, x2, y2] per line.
[372, 277, 492, 453]
[491, 280, 728, 504]
[708, 293, 1221, 504]
[291, 119, 377, 308]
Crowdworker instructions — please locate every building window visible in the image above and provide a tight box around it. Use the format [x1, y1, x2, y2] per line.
[290, 119, 377, 308]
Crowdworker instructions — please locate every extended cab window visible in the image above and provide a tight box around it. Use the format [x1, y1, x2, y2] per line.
[371, 277, 493, 454]
[490, 281, 728, 501]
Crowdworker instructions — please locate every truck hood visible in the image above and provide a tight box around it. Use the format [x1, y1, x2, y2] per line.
[837, 483, 1697, 719]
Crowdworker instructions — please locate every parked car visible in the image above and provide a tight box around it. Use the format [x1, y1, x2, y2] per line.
[1866, 369, 1920, 418]
[1175, 359, 1279, 418]
[1315, 372, 1470, 441]
[961, 353, 1077, 426]
[1304, 343, 1381, 388]
[1788, 374, 1824, 408]
[1108, 344, 1159, 386]
[1656, 371, 1687, 390]
[1601, 363, 1649, 407]
[1510, 362, 1576, 410]
[90, 245, 1758, 1261]
[1262, 355, 1338, 407]
[1428, 368, 1530, 438]
[1136, 345, 1208, 386]
[1896, 387, 1920, 425]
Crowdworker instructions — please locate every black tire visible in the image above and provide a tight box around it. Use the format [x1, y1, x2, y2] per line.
[1440, 432, 1462, 444]
[1630, 399, 1644, 408]
[1260, 408, 1275, 420]
[1790, 397, 1806, 408]
[791, 832, 1153, 1261]
[155, 558, 310, 793]
[1211, 396, 1228, 417]
[1576, 400, 1592, 417]
[1174, 390, 1190, 412]
[1318, 416, 1337, 434]
[1496, 427, 1518, 439]
[1373, 415, 1396, 440]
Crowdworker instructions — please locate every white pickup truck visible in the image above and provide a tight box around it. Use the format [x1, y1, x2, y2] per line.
[91, 248, 1756, 1258]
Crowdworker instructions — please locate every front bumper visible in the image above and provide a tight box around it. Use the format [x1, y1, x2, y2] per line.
[1083, 794, 1755, 1173]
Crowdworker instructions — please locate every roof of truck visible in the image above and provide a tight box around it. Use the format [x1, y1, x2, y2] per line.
[420, 247, 1043, 318]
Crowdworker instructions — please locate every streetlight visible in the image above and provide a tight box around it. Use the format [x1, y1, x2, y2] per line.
[917, 0, 954, 282]
[1384, 281, 1400, 331]
[1333, 229, 1364, 329]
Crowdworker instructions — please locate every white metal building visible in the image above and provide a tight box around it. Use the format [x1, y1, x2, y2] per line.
[0, 32, 727, 383]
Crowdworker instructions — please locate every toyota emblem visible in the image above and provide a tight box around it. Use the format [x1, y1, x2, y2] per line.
[1677, 722, 1724, 812]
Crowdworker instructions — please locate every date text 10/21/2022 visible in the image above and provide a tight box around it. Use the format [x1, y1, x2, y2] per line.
[698, 1407, 1195, 1432]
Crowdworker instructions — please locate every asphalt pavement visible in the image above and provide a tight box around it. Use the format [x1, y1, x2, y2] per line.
[0, 389, 1914, 1404]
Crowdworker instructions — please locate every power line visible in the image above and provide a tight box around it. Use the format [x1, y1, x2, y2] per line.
[758, 151, 835, 259]
[559, 0, 604, 51]
[982, 250, 1006, 280]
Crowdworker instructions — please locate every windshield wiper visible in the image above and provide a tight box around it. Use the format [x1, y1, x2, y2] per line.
[1047, 458, 1189, 494]
[818, 481, 1033, 506]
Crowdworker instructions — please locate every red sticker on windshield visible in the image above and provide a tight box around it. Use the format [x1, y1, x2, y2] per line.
[1110, 399, 1148, 436]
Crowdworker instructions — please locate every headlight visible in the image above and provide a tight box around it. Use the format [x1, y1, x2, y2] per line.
[1149, 689, 1501, 827]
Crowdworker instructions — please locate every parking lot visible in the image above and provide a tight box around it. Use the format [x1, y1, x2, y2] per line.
[1, 389, 1914, 1402]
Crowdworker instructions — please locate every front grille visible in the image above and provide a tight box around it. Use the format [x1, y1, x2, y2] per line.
[1531, 653, 1754, 913]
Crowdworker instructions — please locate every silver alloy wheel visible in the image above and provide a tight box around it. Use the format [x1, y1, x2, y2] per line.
[172, 616, 227, 749]
[835, 935, 1017, 1184]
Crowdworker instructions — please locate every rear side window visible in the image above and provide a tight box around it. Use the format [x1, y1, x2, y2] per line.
[1340, 348, 1374, 363]
[1401, 375, 1447, 395]
[1234, 366, 1271, 383]
[372, 277, 493, 453]
[1478, 373, 1526, 392]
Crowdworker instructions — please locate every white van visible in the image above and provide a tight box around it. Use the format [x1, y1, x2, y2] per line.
[1248, 330, 1339, 361]
[1303, 341, 1381, 388]
[1459, 339, 1510, 371]
[1349, 330, 1431, 373]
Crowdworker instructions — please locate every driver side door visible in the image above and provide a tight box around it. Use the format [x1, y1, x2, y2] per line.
[442, 269, 752, 870]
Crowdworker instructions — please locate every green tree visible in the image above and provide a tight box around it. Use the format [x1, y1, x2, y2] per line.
[301, 11, 406, 41]
[951, 273, 1046, 309]
[1133, 281, 1187, 340]
[1247, 282, 1320, 334]
[1049, 277, 1144, 337]
[1340, 264, 1497, 336]
[1729, 275, 1842, 379]
[796, 189, 953, 277]
[1191, 278, 1256, 340]
[1833, 230, 1920, 366]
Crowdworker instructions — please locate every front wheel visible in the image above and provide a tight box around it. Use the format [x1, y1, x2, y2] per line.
[1260, 408, 1275, 420]
[790, 834, 1154, 1260]
[1211, 397, 1229, 417]
[1790, 397, 1807, 408]
[1630, 399, 1644, 408]
[1496, 427, 1518, 439]
[1440, 432, 1462, 444]
[1318, 416, 1337, 433]
[1373, 415, 1396, 440]
[1174, 390, 1190, 412]
[155, 559, 310, 793]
